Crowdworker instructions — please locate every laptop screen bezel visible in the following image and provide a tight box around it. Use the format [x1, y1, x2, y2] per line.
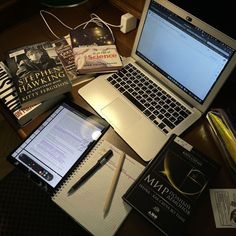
[131, 0, 236, 113]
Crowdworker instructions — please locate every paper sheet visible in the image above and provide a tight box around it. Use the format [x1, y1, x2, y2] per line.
[210, 189, 236, 228]
[52, 139, 144, 235]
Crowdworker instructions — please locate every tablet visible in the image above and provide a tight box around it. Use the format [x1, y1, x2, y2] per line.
[7, 101, 110, 193]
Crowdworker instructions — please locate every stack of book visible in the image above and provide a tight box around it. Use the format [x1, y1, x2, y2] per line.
[206, 108, 236, 182]
[0, 61, 65, 126]
[0, 27, 123, 126]
[0, 38, 74, 126]
[70, 26, 123, 74]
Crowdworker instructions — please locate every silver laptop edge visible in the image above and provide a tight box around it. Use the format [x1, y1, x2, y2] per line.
[133, 0, 236, 113]
[79, 0, 236, 161]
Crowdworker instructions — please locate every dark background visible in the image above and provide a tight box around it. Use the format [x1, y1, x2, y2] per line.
[0, 0, 235, 135]
[169, 0, 235, 39]
[169, 0, 235, 116]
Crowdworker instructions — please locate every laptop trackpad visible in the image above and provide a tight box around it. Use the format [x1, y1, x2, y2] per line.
[101, 98, 141, 130]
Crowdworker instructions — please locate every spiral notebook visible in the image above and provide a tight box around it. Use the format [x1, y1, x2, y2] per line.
[6, 101, 144, 235]
[52, 139, 144, 236]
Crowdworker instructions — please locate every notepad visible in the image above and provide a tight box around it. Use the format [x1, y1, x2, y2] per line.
[52, 139, 144, 236]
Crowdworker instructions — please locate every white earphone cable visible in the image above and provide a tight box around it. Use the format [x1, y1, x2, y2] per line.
[40, 10, 122, 41]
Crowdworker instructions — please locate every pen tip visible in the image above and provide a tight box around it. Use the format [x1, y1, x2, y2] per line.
[67, 190, 73, 196]
[103, 210, 108, 218]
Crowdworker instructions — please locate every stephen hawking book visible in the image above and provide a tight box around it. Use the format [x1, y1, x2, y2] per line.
[123, 134, 219, 235]
[6, 41, 72, 108]
[0, 61, 64, 126]
[70, 26, 123, 74]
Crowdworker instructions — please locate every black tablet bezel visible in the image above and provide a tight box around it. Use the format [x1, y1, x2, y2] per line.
[7, 100, 110, 195]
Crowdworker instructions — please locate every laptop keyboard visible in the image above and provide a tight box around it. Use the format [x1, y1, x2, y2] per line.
[107, 63, 191, 134]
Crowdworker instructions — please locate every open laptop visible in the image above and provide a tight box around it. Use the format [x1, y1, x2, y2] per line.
[79, 0, 236, 161]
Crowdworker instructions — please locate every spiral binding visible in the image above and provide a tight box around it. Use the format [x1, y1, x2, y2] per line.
[52, 139, 104, 199]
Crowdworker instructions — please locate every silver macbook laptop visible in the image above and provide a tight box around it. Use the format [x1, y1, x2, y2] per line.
[79, 0, 236, 161]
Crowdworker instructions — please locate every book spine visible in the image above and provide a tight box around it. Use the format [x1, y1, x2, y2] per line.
[53, 38, 77, 82]
[0, 62, 42, 125]
[0, 62, 21, 112]
[206, 111, 236, 181]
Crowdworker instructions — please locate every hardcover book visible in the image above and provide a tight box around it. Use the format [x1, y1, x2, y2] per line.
[70, 26, 123, 74]
[0, 61, 63, 126]
[73, 44, 123, 74]
[6, 41, 72, 107]
[53, 37, 78, 83]
[123, 134, 219, 235]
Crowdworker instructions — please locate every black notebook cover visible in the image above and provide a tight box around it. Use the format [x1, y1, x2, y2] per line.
[0, 169, 89, 235]
[123, 135, 219, 235]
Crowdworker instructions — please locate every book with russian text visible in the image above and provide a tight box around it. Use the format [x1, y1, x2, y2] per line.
[6, 41, 72, 108]
[123, 134, 219, 235]
[0, 61, 64, 126]
[70, 26, 123, 74]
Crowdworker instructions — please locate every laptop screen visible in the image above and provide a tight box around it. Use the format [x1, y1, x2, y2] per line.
[136, 1, 235, 104]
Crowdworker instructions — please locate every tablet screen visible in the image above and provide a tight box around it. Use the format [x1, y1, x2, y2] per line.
[9, 102, 109, 189]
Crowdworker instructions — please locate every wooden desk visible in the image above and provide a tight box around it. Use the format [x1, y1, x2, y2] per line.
[0, 1, 235, 235]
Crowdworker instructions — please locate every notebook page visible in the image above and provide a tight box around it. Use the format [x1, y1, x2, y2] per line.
[52, 139, 144, 236]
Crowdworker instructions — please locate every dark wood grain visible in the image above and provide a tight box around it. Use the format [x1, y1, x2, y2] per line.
[0, 1, 235, 235]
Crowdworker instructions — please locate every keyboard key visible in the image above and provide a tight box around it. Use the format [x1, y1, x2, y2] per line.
[162, 118, 175, 129]
[123, 91, 145, 111]
[144, 110, 151, 116]
[107, 63, 191, 132]
[158, 123, 166, 129]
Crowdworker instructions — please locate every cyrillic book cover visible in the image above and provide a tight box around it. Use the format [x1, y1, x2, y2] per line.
[123, 134, 219, 235]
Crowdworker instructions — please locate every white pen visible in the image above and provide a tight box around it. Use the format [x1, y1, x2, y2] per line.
[103, 152, 125, 217]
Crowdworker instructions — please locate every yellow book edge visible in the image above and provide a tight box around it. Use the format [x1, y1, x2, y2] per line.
[207, 112, 236, 173]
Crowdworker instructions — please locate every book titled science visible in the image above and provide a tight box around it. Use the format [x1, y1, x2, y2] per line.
[70, 26, 123, 74]
[123, 134, 219, 235]
[6, 41, 72, 108]
[73, 44, 123, 74]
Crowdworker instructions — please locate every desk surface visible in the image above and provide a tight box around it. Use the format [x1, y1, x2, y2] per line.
[0, 1, 235, 235]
